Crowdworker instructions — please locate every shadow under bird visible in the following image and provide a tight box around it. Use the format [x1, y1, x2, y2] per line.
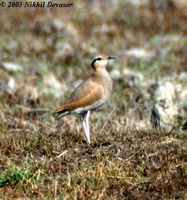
[53, 54, 116, 143]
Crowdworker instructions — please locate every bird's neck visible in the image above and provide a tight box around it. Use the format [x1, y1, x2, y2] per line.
[93, 68, 110, 78]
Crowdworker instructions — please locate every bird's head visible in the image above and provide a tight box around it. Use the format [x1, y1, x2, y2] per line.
[91, 54, 116, 71]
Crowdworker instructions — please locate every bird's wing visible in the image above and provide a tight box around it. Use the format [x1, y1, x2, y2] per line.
[54, 78, 104, 113]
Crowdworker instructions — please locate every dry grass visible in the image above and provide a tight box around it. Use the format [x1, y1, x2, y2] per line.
[0, 114, 186, 199]
[0, 0, 187, 199]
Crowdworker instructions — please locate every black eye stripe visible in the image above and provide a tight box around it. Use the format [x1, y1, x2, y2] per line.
[93, 57, 102, 61]
[91, 57, 103, 70]
[91, 57, 102, 65]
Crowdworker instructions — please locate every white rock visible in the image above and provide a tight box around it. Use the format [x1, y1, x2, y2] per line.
[135, 120, 152, 130]
[125, 0, 148, 6]
[52, 19, 64, 30]
[152, 103, 178, 132]
[111, 69, 121, 80]
[44, 74, 62, 91]
[124, 118, 152, 131]
[179, 72, 187, 80]
[179, 89, 187, 108]
[151, 81, 179, 131]
[123, 68, 144, 80]
[2, 62, 22, 72]
[7, 77, 15, 94]
[42, 74, 67, 98]
[123, 48, 154, 58]
[154, 81, 176, 104]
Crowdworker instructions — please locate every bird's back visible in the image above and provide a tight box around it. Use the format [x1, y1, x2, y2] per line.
[54, 72, 112, 116]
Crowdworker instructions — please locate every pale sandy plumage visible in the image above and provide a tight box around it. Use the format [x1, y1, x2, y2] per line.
[53, 54, 116, 143]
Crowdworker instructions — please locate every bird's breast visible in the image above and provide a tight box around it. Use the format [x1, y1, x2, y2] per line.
[102, 75, 113, 98]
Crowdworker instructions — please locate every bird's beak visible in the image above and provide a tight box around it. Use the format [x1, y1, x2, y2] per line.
[108, 56, 117, 60]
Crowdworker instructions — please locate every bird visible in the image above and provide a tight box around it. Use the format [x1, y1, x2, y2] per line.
[53, 54, 116, 143]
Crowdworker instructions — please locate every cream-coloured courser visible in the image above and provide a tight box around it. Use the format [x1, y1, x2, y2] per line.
[53, 54, 116, 143]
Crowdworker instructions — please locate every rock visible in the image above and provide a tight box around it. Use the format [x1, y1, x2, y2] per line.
[125, 0, 149, 6]
[135, 120, 152, 130]
[150, 81, 178, 131]
[2, 62, 22, 72]
[154, 81, 176, 104]
[52, 19, 64, 30]
[42, 73, 67, 98]
[123, 68, 144, 81]
[176, 83, 187, 109]
[44, 73, 62, 91]
[125, 118, 152, 131]
[7, 77, 16, 94]
[111, 69, 121, 80]
[178, 72, 187, 80]
[122, 48, 154, 59]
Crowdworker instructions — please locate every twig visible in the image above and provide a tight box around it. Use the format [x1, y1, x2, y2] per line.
[55, 150, 68, 159]
[100, 106, 116, 133]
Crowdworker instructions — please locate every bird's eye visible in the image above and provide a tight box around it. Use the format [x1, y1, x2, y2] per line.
[97, 57, 102, 61]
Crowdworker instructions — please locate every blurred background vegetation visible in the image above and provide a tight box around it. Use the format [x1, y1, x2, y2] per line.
[0, 0, 187, 199]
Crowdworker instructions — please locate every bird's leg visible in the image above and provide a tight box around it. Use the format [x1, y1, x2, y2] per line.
[82, 119, 89, 143]
[81, 112, 91, 144]
[85, 110, 90, 135]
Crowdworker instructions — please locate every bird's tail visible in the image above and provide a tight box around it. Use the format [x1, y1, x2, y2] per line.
[52, 108, 70, 120]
